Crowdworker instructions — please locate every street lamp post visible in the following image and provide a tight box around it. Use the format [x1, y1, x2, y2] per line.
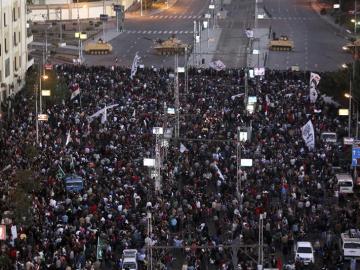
[345, 92, 360, 139]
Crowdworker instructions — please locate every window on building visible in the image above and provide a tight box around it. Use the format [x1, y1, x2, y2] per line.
[18, 32, 20, 43]
[13, 7, 16, 21]
[3, 12, 7, 27]
[5, 58, 10, 78]
[14, 56, 17, 71]
[5, 38, 8, 53]
[19, 55, 21, 68]
[18, 7, 20, 19]
[0, 44, 1, 56]
[13, 32, 16, 45]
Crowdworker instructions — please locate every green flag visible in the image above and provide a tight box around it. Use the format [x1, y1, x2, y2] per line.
[56, 165, 66, 180]
[96, 236, 107, 260]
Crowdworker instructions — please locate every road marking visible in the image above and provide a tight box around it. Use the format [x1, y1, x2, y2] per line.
[168, 30, 173, 34]
[137, 30, 142, 33]
[173, 15, 178, 18]
[174, 30, 178, 34]
[164, 16, 169, 19]
[179, 31, 183, 34]
[163, 30, 168, 34]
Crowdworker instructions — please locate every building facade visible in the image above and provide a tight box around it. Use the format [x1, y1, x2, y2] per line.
[0, 0, 34, 105]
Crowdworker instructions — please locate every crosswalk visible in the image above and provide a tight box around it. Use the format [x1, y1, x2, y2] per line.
[120, 30, 194, 35]
[272, 17, 315, 20]
[149, 15, 203, 19]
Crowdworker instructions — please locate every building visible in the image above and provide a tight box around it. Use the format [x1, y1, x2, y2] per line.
[0, 0, 34, 105]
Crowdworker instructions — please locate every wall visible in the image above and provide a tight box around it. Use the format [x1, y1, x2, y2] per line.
[0, 0, 32, 104]
[29, 0, 136, 22]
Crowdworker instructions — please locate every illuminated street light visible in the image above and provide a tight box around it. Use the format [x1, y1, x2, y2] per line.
[342, 63, 348, 68]
[345, 93, 351, 98]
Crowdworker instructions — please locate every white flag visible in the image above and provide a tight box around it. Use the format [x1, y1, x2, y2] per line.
[209, 60, 226, 71]
[309, 72, 321, 103]
[214, 163, 225, 181]
[180, 143, 188, 153]
[88, 104, 119, 122]
[65, 131, 71, 146]
[130, 53, 141, 79]
[301, 120, 315, 149]
[231, 93, 244, 100]
[101, 105, 107, 124]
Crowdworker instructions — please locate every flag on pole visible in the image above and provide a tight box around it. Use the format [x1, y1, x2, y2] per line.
[56, 165, 66, 180]
[70, 83, 81, 100]
[101, 105, 107, 124]
[180, 143, 188, 153]
[88, 104, 119, 122]
[301, 120, 315, 149]
[214, 163, 225, 181]
[209, 60, 226, 71]
[309, 72, 321, 103]
[65, 131, 71, 146]
[130, 52, 141, 79]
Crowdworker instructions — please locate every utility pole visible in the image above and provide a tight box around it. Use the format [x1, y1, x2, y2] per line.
[236, 127, 241, 201]
[258, 214, 264, 269]
[198, 20, 201, 66]
[147, 211, 153, 270]
[35, 83, 39, 144]
[184, 47, 189, 93]
[155, 133, 162, 192]
[193, 20, 197, 66]
[174, 53, 180, 139]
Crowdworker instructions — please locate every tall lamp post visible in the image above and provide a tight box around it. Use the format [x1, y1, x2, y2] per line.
[345, 92, 360, 139]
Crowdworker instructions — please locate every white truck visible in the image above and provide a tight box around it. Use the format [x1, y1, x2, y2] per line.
[341, 229, 360, 260]
[121, 249, 138, 270]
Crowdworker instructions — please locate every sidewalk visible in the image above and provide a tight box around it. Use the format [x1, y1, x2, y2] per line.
[188, 28, 222, 67]
[247, 28, 269, 68]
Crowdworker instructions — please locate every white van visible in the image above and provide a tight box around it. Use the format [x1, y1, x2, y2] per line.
[341, 229, 360, 260]
[121, 249, 138, 270]
[336, 173, 354, 194]
[321, 132, 337, 143]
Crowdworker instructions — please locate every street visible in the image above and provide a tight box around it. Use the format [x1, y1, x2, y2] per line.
[261, 0, 353, 71]
[84, 0, 210, 67]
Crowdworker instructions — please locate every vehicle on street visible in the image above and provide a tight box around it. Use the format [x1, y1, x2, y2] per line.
[269, 35, 294, 51]
[121, 249, 138, 270]
[340, 229, 360, 260]
[64, 175, 84, 192]
[84, 39, 113, 55]
[153, 36, 191, 55]
[321, 132, 337, 143]
[335, 173, 354, 194]
[294, 241, 315, 265]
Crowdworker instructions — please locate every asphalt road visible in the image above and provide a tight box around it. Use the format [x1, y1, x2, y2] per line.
[261, 0, 353, 71]
[84, 0, 210, 68]
[216, 0, 255, 68]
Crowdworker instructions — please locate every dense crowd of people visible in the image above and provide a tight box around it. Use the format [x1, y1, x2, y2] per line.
[0, 65, 358, 270]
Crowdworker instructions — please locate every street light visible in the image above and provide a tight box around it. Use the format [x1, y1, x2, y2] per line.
[345, 92, 360, 138]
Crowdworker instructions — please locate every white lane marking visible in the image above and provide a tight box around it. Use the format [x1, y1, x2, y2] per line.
[163, 30, 168, 33]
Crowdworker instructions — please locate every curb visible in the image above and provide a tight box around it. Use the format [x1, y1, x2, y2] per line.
[126, 0, 178, 17]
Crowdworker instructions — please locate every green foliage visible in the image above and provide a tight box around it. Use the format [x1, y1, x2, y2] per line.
[318, 60, 360, 105]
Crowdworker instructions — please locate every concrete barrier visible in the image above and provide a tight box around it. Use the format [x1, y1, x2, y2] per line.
[29, 0, 136, 22]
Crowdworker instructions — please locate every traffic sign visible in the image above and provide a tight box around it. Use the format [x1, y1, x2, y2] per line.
[100, 14, 108, 22]
[352, 147, 360, 158]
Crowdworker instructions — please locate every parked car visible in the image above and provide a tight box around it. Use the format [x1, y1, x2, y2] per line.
[294, 241, 315, 265]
